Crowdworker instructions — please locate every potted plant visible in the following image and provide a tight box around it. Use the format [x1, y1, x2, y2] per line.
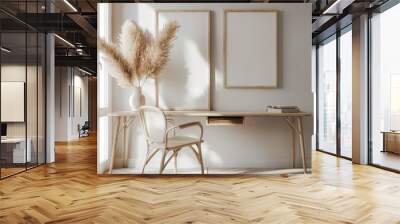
[98, 20, 179, 109]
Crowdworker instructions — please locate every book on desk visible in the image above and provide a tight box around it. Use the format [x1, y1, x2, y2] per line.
[267, 105, 300, 113]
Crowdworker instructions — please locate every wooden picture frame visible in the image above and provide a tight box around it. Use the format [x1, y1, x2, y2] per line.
[156, 10, 212, 111]
[224, 10, 278, 89]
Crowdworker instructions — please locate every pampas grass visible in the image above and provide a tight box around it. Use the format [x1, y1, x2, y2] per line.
[98, 20, 179, 88]
[149, 22, 179, 78]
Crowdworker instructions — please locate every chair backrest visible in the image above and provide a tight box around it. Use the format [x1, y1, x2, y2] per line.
[138, 106, 167, 144]
[82, 121, 90, 129]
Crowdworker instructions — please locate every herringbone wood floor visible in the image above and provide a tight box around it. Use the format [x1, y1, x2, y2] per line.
[1, 135, 400, 224]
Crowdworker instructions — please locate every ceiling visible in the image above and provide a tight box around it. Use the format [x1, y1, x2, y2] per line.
[0, 0, 392, 75]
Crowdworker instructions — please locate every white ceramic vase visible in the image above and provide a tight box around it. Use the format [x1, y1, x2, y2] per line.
[129, 87, 145, 110]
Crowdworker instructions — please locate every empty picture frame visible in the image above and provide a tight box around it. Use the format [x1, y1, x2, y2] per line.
[224, 10, 278, 89]
[1, 82, 25, 122]
[156, 10, 211, 111]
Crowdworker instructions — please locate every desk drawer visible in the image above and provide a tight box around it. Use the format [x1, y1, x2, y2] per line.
[207, 116, 244, 126]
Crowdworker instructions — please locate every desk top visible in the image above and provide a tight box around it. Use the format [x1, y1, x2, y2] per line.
[108, 110, 311, 117]
[381, 131, 400, 134]
[1, 138, 27, 143]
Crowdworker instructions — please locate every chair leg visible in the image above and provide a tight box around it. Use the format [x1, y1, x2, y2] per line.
[174, 150, 179, 174]
[142, 144, 151, 174]
[196, 144, 204, 175]
[159, 149, 167, 174]
[142, 147, 161, 174]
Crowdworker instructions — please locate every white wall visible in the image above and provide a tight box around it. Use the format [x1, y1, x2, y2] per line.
[103, 3, 312, 171]
[73, 73, 89, 137]
[97, 3, 113, 174]
[55, 67, 89, 141]
[55, 67, 68, 141]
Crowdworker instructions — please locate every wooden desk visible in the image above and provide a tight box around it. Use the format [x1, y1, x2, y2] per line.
[382, 131, 400, 154]
[1, 138, 32, 164]
[107, 111, 311, 174]
[109, 110, 310, 118]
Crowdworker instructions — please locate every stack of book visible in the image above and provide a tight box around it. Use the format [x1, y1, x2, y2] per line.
[267, 105, 300, 113]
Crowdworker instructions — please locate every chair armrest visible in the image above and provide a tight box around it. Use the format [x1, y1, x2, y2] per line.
[165, 121, 204, 142]
[178, 121, 202, 130]
[166, 118, 175, 126]
[166, 118, 176, 137]
[179, 122, 203, 139]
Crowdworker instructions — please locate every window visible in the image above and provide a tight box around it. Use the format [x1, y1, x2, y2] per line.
[316, 26, 353, 159]
[370, 3, 400, 171]
[317, 36, 337, 154]
[339, 28, 352, 158]
[390, 74, 400, 130]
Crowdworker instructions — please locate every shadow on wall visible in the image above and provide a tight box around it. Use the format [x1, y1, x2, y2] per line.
[157, 11, 210, 109]
[158, 40, 210, 107]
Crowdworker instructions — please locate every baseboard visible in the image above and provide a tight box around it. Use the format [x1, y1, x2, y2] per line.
[98, 160, 108, 174]
[108, 167, 311, 175]
[109, 159, 312, 175]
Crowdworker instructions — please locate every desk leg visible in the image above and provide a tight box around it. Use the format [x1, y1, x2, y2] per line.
[109, 117, 121, 174]
[296, 117, 307, 174]
[122, 116, 127, 168]
[291, 118, 296, 168]
[285, 117, 299, 170]
[123, 116, 132, 168]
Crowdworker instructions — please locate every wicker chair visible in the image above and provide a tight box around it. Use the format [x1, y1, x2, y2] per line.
[138, 106, 205, 174]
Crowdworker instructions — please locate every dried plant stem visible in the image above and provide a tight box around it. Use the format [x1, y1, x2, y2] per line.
[98, 20, 179, 88]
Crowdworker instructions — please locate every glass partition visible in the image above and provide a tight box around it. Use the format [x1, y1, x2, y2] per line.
[27, 31, 38, 169]
[0, 2, 46, 179]
[1, 31, 28, 178]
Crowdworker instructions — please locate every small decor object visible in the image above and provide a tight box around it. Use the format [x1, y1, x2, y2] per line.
[98, 20, 179, 110]
[267, 105, 300, 113]
[128, 87, 145, 109]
